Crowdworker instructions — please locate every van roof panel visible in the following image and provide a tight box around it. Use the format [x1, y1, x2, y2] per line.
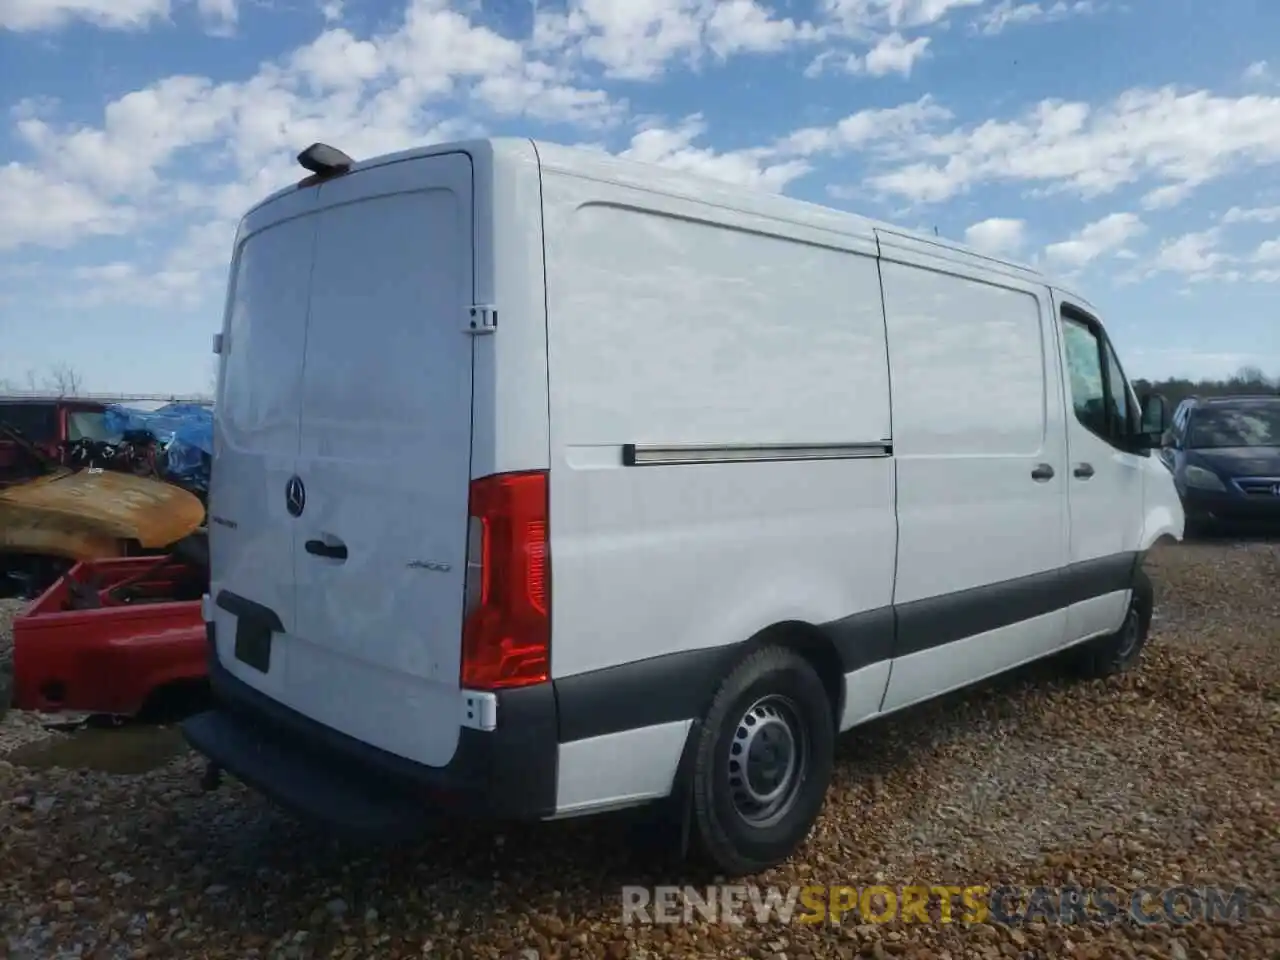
[240, 136, 1075, 292]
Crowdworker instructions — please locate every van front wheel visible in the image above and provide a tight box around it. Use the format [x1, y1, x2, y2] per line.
[688, 645, 835, 877]
[1072, 568, 1154, 679]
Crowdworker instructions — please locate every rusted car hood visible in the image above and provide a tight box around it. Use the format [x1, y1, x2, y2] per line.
[0, 468, 205, 559]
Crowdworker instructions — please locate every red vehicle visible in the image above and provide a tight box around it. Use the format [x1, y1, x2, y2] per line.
[11, 552, 208, 718]
[0, 397, 109, 475]
[0, 396, 161, 481]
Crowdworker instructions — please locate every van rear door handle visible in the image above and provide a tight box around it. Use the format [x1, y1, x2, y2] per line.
[1031, 463, 1055, 482]
[1073, 463, 1095, 479]
[305, 539, 348, 560]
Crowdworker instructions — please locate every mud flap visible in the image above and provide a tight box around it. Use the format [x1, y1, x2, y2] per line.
[674, 718, 703, 860]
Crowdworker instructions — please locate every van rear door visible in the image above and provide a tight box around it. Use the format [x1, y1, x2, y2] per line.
[286, 153, 476, 768]
[209, 191, 317, 704]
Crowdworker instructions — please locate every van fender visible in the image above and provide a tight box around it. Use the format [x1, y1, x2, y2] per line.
[1139, 460, 1185, 551]
[1139, 506, 1183, 552]
[692, 582, 863, 715]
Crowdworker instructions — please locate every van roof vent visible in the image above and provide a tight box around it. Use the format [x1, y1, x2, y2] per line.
[296, 142, 355, 180]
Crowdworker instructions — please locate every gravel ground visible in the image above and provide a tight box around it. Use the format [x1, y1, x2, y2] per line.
[1, 541, 1277, 959]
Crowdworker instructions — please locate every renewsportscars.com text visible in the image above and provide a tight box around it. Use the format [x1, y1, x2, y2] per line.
[620, 884, 1254, 927]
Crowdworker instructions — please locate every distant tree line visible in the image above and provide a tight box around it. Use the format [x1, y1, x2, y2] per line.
[0, 364, 84, 396]
[1133, 366, 1279, 409]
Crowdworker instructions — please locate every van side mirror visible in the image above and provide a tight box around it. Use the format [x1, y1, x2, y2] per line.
[1136, 392, 1170, 449]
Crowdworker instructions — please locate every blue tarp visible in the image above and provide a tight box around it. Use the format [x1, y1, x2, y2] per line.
[102, 402, 213, 493]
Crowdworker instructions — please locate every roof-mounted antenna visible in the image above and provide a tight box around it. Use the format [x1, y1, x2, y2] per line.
[296, 143, 355, 185]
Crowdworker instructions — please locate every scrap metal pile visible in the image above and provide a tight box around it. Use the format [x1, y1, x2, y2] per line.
[0, 399, 212, 601]
[0, 399, 213, 500]
[100, 402, 214, 501]
[1, 399, 213, 716]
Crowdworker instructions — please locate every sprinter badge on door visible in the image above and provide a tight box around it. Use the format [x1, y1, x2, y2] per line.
[285, 475, 306, 517]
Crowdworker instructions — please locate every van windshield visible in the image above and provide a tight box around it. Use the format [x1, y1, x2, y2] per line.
[1187, 405, 1280, 449]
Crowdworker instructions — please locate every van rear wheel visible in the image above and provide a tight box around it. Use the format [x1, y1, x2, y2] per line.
[688, 645, 835, 877]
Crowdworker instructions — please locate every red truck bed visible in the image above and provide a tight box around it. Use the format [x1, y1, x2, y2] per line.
[12, 555, 206, 716]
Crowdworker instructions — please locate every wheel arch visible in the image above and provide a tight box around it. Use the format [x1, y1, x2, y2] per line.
[667, 617, 846, 850]
[738, 620, 846, 729]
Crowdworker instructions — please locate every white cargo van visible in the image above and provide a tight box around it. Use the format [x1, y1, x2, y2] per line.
[183, 137, 1185, 877]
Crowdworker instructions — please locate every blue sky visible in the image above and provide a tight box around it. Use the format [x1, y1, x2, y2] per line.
[1, 0, 1278, 395]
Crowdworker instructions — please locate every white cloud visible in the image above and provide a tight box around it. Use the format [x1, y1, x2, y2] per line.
[975, 0, 1096, 35]
[0, 163, 136, 250]
[531, 0, 823, 82]
[621, 114, 812, 192]
[1044, 212, 1145, 268]
[16, 75, 247, 198]
[806, 0, 987, 79]
[10, 3, 624, 209]
[705, 0, 820, 57]
[288, 27, 383, 89]
[806, 30, 930, 77]
[1140, 182, 1194, 210]
[0, 0, 169, 30]
[531, 2, 704, 80]
[62, 106, 815, 306]
[1255, 238, 1280, 264]
[0, 0, 237, 33]
[803, 85, 1280, 205]
[73, 261, 137, 284]
[865, 163, 959, 202]
[15, 0, 898, 298]
[196, 0, 236, 34]
[1111, 223, 1280, 285]
[0, 0, 651, 298]
[1222, 204, 1280, 224]
[862, 32, 930, 76]
[65, 218, 236, 307]
[822, 0, 982, 33]
[778, 96, 952, 155]
[1145, 228, 1226, 280]
[963, 217, 1026, 255]
[1243, 61, 1272, 84]
[12, 0, 1280, 313]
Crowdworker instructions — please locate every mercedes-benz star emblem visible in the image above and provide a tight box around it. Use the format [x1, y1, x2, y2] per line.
[285, 475, 306, 517]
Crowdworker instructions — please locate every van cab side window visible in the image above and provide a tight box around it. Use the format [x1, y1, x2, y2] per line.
[1061, 311, 1137, 447]
[1062, 317, 1108, 436]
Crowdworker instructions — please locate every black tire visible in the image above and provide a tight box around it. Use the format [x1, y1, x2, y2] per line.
[170, 531, 209, 574]
[1073, 568, 1154, 679]
[687, 645, 835, 877]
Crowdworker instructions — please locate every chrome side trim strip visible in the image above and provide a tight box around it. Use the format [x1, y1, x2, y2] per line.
[620, 441, 893, 466]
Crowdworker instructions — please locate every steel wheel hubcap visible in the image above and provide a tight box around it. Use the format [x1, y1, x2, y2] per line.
[727, 695, 807, 827]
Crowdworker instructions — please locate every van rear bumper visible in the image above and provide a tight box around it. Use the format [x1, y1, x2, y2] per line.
[182, 627, 559, 839]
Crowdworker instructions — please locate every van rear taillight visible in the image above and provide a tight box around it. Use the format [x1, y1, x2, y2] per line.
[461, 471, 550, 690]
